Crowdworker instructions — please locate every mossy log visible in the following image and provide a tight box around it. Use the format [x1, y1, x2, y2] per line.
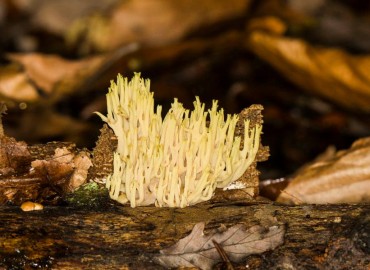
[0, 202, 369, 269]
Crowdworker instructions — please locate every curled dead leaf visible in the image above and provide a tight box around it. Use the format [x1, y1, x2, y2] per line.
[277, 137, 370, 204]
[154, 222, 285, 270]
[69, 151, 93, 191]
[246, 31, 370, 112]
[66, 0, 251, 52]
[31, 147, 92, 192]
[6, 53, 106, 100]
[28, 0, 118, 35]
[0, 65, 39, 102]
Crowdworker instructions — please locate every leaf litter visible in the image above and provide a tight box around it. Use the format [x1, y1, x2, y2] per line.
[154, 221, 285, 270]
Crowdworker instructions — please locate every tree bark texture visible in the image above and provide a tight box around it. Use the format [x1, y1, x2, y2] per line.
[0, 202, 369, 269]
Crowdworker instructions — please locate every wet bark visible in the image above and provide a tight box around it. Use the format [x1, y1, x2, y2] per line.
[0, 202, 369, 269]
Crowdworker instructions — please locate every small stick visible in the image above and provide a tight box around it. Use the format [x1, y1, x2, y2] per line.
[212, 239, 235, 270]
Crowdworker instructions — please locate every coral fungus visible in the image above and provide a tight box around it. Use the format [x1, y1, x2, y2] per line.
[97, 73, 262, 207]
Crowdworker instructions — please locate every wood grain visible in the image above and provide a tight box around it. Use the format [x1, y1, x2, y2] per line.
[1, 202, 369, 269]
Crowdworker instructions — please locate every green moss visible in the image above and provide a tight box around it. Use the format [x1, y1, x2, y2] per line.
[65, 182, 109, 208]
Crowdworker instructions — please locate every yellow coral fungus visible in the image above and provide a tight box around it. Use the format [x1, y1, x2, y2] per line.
[97, 73, 262, 207]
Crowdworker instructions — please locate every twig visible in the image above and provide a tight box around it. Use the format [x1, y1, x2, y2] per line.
[212, 239, 235, 270]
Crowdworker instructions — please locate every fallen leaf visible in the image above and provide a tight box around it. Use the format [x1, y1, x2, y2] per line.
[0, 43, 139, 105]
[154, 222, 285, 270]
[6, 53, 106, 100]
[66, 0, 251, 52]
[31, 147, 92, 192]
[246, 31, 370, 112]
[277, 137, 370, 204]
[68, 151, 93, 191]
[31, 147, 75, 185]
[27, 0, 119, 35]
[0, 64, 39, 102]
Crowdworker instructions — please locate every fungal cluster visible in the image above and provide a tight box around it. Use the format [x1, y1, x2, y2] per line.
[97, 73, 262, 207]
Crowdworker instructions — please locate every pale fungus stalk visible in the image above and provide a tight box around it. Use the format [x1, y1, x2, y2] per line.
[97, 73, 262, 207]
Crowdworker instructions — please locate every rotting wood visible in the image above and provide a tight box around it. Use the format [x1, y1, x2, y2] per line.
[0, 142, 89, 205]
[0, 202, 368, 269]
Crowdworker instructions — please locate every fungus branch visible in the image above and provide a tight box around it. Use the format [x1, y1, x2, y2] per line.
[97, 73, 262, 207]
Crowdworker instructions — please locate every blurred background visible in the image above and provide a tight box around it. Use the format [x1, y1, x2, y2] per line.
[1, 0, 370, 182]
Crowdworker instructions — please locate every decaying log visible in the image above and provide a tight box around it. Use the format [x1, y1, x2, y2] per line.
[0, 202, 369, 269]
[0, 142, 91, 205]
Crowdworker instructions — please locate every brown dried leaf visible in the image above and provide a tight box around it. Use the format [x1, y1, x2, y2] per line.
[277, 137, 370, 204]
[69, 151, 92, 191]
[5, 53, 106, 100]
[0, 65, 39, 102]
[246, 31, 370, 112]
[27, 0, 119, 35]
[154, 222, 285, 270]
[31, 148, 74, 184]
[31, 147, 92, 192]
[67, 0, 251, 52]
